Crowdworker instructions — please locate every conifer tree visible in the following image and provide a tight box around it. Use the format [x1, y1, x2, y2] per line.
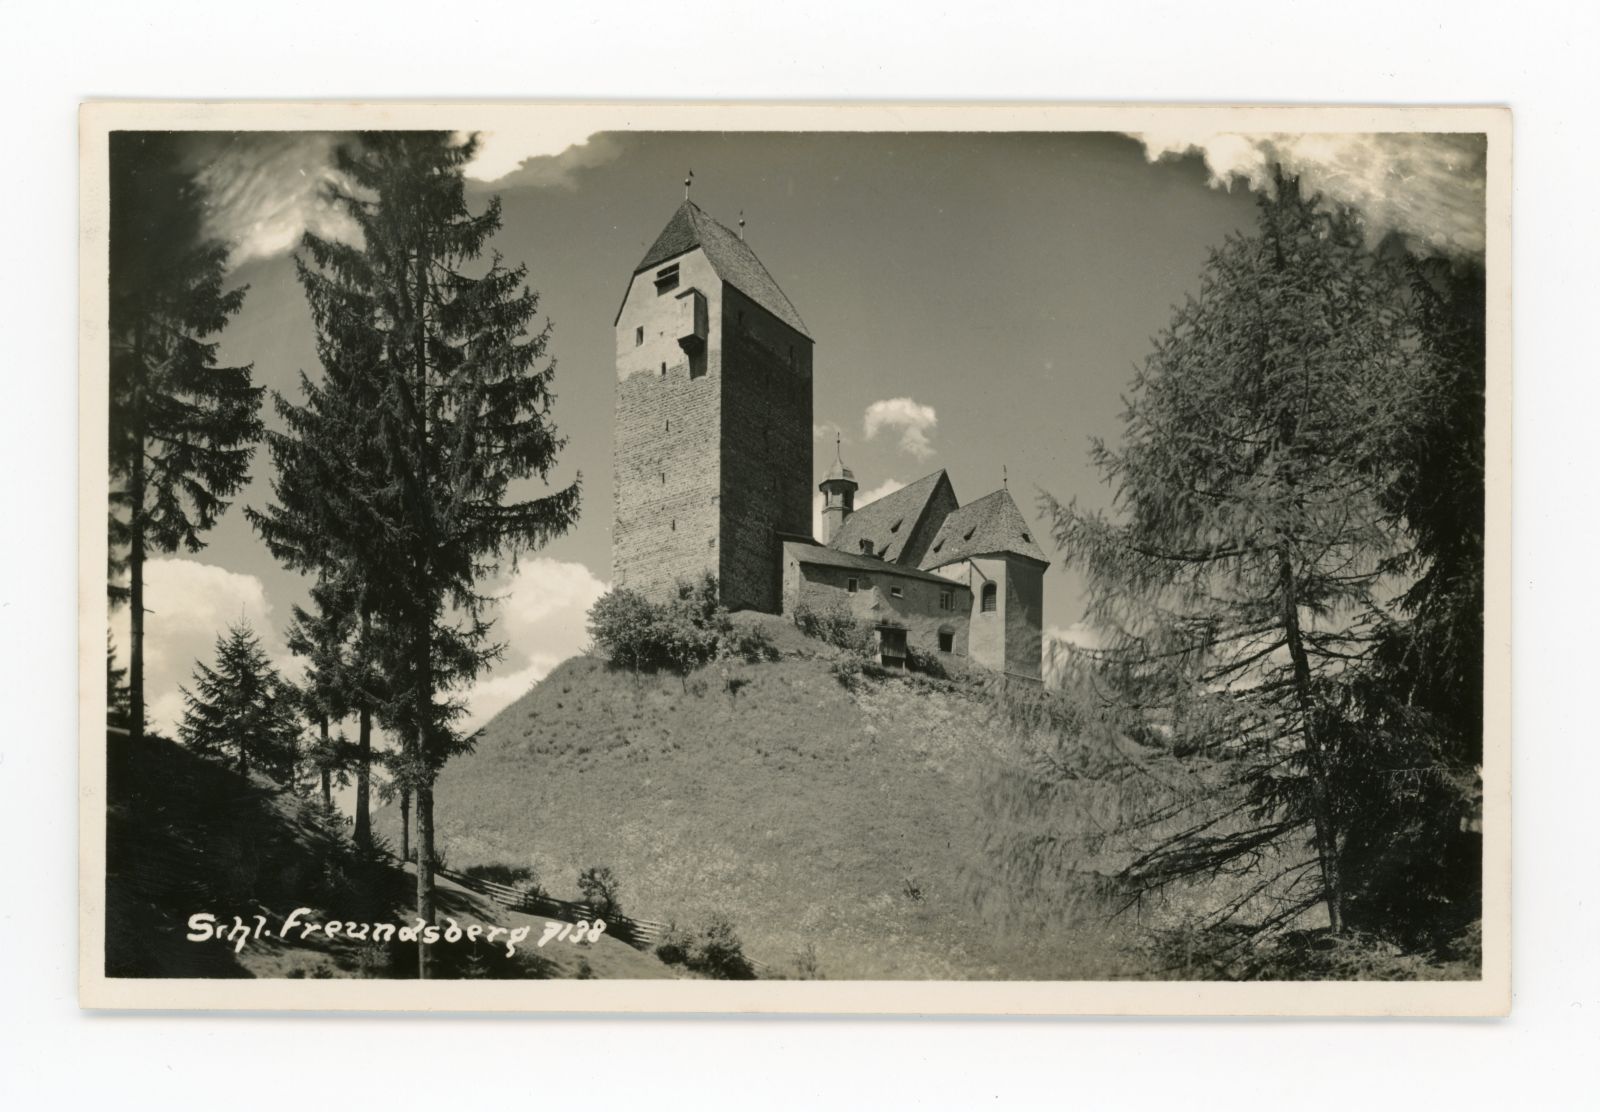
[179, 623, 301, 782]
[109, 133, 264, 743]
[107, 632, 132, 732]
[1044, 174, 1426, 937]
[261, 132, 580, 975]
[284, 581, 358, 809]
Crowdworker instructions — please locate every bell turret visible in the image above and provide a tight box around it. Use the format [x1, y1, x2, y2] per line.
[818, 435, 858, 544]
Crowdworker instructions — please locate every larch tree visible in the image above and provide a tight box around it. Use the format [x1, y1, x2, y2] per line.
[109, 132, 264, 743]
[179, 623, 302, 783]
[1044, 174, 1426, 938]
[268, 132, 580, 976]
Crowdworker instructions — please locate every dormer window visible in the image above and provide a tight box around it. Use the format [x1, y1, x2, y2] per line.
[889, 518, 903, 533]
[654, 264, 680, 294]
[964, 527, 976, 541]
[859, 539, 874, 555]
[1021, 531, 1030, 543]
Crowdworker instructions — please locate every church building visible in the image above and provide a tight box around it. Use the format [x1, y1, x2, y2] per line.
[612, 198, 1046, 682]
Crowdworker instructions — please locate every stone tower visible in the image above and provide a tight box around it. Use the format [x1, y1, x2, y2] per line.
[817, 437, 858, 545]
[612, 200, 814, 612]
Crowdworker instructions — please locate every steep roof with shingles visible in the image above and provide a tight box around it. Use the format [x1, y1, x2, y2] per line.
[784, 540, 967, 588]
[826, 470, 953, 566]
[634, 201, 809, 337]
[919, 487, 1050, 570]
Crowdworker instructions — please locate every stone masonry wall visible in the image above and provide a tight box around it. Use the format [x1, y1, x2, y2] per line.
[612, 251, 725, 599]
[718, 284, 813, 612]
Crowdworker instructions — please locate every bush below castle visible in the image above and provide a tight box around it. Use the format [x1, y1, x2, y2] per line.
[588, 573, 779, 674]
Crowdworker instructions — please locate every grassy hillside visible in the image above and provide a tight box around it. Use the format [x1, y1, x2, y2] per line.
[375, 615, 1143, 980]
[106, 731, 670, 980]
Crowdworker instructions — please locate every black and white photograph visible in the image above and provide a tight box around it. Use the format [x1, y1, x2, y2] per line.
[78, 103, 1508, 1014]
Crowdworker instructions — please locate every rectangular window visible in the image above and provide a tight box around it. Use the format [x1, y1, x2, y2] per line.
[654, 264, 680, 294]
[938, 630, 954, 653]
[890, 586, 903, 599]
[939, 589, 952, 611]
[635, 326, 643, 346]
[846, 577, 858, 593]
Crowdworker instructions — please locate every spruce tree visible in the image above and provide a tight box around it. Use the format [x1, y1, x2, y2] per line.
[284, 580, 359, 809]
[109, 133, 264, 743]
[260, 132, 580, 976]
[179, 623, 301, 782]
[1044, 174, 1425, 938]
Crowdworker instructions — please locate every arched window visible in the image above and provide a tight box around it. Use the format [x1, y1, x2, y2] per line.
[981, 582, 998, 613]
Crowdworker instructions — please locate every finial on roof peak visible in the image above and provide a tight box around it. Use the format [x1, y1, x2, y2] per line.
[738, 209, 746, 239]
[684, 168, 694, 201]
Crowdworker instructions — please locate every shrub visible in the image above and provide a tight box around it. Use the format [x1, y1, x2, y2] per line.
[733, 623, 780, 663]
[792, 601, 876, 657]
[905, 645, 947, 679]
[588, 574, 749, 676]
[830, 654, 866, 692]
[465, 862, 544, 901]
[577, 865, 624, 921]
[654, 915, 756, 979]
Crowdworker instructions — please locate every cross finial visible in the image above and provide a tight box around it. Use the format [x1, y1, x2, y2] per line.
[684, 169, 694, 201]
[1003, 464, 1009, 488]
[738, 209, 746, 239]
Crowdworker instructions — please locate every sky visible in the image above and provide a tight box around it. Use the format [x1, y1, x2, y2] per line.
[112, 126, 1484, 735]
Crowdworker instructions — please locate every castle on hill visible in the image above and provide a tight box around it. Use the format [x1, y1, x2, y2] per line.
[612, 198, 1046, 682]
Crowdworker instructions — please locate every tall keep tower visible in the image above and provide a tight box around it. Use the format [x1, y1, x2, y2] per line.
[612, 200, 814, 612]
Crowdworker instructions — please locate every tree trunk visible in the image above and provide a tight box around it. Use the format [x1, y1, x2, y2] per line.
[353, 608, 373, 848]
[319, 714, 332, 807]
[128, 342, 146, 745]
[400, 786, 411, 861]
[415, 782, 435, 979]
[1278, 546, 1345, 935]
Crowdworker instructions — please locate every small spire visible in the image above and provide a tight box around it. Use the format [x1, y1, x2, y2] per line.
[738, 209, 746, 239]
[684, 169, 694, 201]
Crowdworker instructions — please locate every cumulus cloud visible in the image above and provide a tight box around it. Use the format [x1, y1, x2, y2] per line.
[1042, 622, 1104, 687]
[184, 132, 362, 268]
[863, 397, 938, 460]
[1131, 131, 1488, 259]
[110, 559, 289, 737]
[461, 558, 608, 731]
[857, 478, 906, 507]
[813, 420, 845, 442]
[465, 130, 623, 189]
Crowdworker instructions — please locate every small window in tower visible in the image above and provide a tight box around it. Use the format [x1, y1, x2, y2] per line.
[890, 585, 903, 599]
[847, 577, 858, 594]
[708, 537, 716, 549]
[659, 472, 666, 485]
[635, 326, 644, 346]
[660, 361, 667, 377]
[654, 264, 680, 294]
[670, 518, 676, 532]
[938, 629, 954, 653]
[981, 582, 997, 612]
[665, 419, 670, 432]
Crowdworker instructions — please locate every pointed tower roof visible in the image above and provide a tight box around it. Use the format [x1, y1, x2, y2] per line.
[821, 436, 855, 485]
[632, 201, 810, 337]
[919, 487, 1049, 570]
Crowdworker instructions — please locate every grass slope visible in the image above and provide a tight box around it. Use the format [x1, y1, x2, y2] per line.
[377, 616, 1129, 979]
[106, 732, 669, 980]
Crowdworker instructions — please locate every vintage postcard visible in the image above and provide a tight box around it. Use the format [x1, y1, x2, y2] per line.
[79, 102, 1510, 1014]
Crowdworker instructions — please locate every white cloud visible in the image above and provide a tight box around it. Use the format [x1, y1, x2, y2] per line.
[110, 559, 288, 738]
[863, 397, 938, 460]
[857, 478, 906, 508]
[187, 132, 362, 268]
[462, 558, 609, 730]
[1042, 622, 1104, 687]
[462, 129, 622, 188]
[1130, 131, 1487, 259]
